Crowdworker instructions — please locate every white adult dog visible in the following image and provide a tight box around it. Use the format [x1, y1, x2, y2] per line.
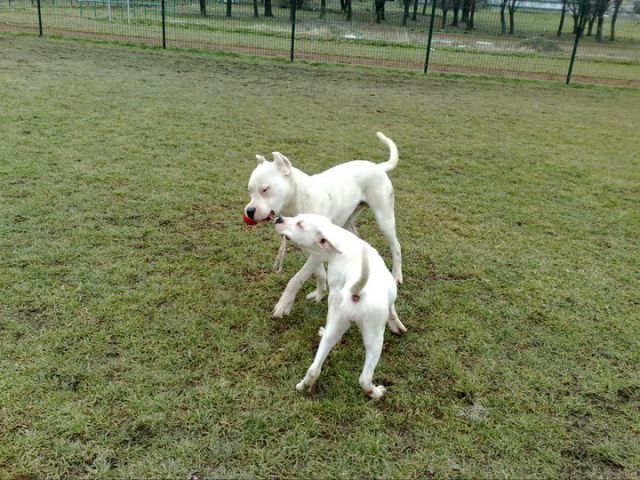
[275, 213, 407, 399]
[244, 132, 402, 318]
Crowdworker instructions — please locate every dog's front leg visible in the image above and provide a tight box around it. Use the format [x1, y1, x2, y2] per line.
[273, 236, 287, 273]
[305, 263, 327, 303]
[273, 255, 322, 318]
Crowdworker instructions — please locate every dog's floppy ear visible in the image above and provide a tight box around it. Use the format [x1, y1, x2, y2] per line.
[256, 154, 267, 164]
[272, 152, 292, 176]
[317, 235, 342, 255]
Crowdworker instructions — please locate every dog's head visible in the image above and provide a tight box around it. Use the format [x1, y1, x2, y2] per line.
[274, 214, 342, 257]
[243, 152, 295, 225]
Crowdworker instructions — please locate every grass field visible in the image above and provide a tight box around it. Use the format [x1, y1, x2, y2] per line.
[2, 0, 640, 86]
[1, 35, 640, 478]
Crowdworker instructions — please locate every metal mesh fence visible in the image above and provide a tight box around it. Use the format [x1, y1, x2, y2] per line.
[1, 0, 639, 86]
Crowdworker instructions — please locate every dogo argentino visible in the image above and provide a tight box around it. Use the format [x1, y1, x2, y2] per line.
[244, 132, 402, 318]
[275, 213, 407, 399]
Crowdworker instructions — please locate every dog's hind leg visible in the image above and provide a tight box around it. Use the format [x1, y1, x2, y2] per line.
[372, 204, 402, 284]
[344, 203, 365, 237]
[296, 311, 350, 393]
[387, 304, 407, 336]
[367, 182, 402, 283]
[359, 321, 387, 400]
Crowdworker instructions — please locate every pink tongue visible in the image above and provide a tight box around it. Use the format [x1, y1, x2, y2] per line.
[243, 214, 258, 225]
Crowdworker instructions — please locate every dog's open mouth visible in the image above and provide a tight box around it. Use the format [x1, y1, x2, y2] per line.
[260, 211, 276, 223]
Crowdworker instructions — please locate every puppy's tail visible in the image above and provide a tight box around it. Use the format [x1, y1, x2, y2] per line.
[376, 132, 399, 172]
[350, 246, 370, 298]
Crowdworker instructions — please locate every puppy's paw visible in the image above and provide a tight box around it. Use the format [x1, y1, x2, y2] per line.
[273, 300, 293, 318]
[295, 381, 309, 393]
[306, 290, 325, 303]
[388, 319, 408, 336]
[394, 273, 403, 285]
[368, 385, 387, 400]
[317, 327, 325, 337]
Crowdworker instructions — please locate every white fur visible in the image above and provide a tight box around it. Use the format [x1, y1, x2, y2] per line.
[275, 214, 406, 400]
[244, 132, 402, 317]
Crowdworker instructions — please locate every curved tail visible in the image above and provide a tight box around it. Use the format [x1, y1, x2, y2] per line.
[376, 132, 398, 172]
[350, 246, 370, 296]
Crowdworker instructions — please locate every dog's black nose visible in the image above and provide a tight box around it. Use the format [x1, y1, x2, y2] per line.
[246, 207, 256, 219]
[275, 216, 284, 224]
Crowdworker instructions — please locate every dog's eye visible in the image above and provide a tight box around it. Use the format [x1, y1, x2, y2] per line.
[296, 221, 304, 229]
[261, 187, 270, 195]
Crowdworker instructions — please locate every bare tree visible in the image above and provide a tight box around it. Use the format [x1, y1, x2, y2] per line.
[465, 0, 477, 30]
[264, 0, 273, 17]
[375, 0, 386, 22]
[499, 0, 508, 34]
[507, 0, 519, 34]
[610, 0, 623, 40]
[451, 0, 462, 26]
[557, 0, 568, 36]
[254, 0, 259, 17]
[402, 0, 412, 25]
[594, 0, 610, 40]
[440, 0, 454, 28]
[199, 0, 206, 16]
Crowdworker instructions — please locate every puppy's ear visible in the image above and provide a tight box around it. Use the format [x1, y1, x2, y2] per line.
[256, 154, 267, 164]
[318, 236, 342, 255]
[272, 152, 292, 176]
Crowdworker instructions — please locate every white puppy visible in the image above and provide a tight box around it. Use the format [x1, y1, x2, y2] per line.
[275, 213, 407, 400]
[244, 132, 402, 318]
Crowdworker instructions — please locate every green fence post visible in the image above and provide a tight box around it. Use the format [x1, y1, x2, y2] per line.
[36, 0, 43, 36]
[161, 0, 166, 48]
[424, 0, 437, 74]
[290, 0, 297, 62]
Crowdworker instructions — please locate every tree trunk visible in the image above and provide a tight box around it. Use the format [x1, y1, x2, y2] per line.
[461, 0, 469, 22]
[403, 0, 411, 24]
[595, 12, 604, 41]
[508, 7, 514, 33]
[466, 0, 475, 30]
[557, 0, 567, 37]
[441, 6, 448, 29]
[264, 0, 273, 17]
[199, 0, 207, 16]
[226, 0, 232, 17]
[319, 0, 325, 18]
[587, 15, 595, 35]
[345, 0, 352, 20]
[500, 0, 507, 34]
[422, 0, 428, 15]
[610, 0, 622, 40]
[451, 6, 459, 25]
[253, 0, 259, 17]
[412, 0, 418, 20]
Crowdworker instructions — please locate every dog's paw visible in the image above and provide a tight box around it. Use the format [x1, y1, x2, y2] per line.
[306, 289, 325, 303]
[317, 327, 325, 337]
[394, 272, 403, 285]
[295, 381, 309, 393]
[273, 300, 293, 318]
[368, 385, 387, 400]
[388, 319, 408, 336]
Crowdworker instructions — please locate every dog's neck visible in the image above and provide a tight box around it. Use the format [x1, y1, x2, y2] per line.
[282, 167, 312, 216]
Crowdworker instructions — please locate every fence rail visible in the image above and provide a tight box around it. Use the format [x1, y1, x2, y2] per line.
[1, 0, 639, 86]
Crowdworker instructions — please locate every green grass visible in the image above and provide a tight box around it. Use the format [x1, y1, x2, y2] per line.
[2, 0, 640, 85]
[1, 34, 640, 478]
